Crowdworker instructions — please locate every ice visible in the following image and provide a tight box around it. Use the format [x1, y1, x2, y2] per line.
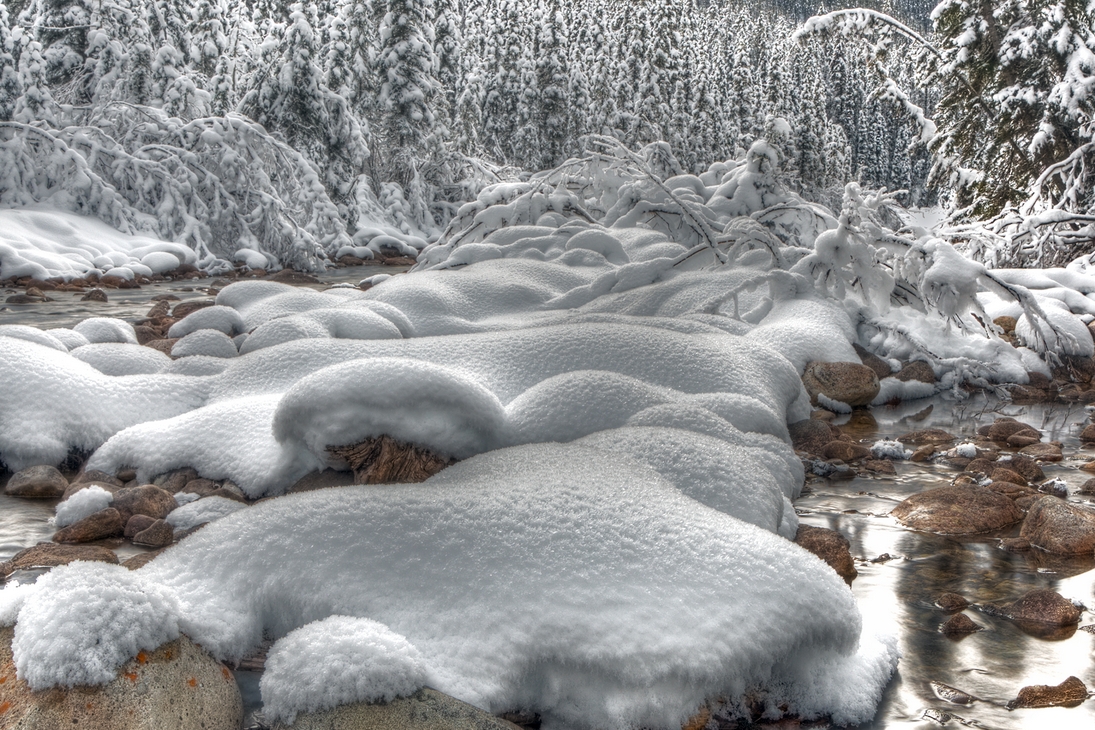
[172, 329, 239, 359]
[165, 496, 248, 531]
[260, 616, 429, 725]
[72, 317, 139, 345]
[70, 343, 171, 375]
[54, 485, 114, 528]
[10, 562, 180, 689]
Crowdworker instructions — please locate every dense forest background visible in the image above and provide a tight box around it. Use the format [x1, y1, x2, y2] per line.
[0, 0, 1092, 269]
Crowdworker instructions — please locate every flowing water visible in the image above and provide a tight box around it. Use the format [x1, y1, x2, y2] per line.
[2, 273, 1094, 728]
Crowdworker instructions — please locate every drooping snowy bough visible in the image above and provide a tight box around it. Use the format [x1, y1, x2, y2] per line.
[5, 139, 1095, 727]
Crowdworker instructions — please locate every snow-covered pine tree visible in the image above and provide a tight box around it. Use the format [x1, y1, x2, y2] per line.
[24, 0, 91, 92]
[13, 39, 56, 123]
[535, 0, 571, 169]
[188, 0, 228, 80]
[432, 0, 461, 125]
[1, 0, 22, 121]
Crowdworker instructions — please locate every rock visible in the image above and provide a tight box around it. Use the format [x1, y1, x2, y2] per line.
[1019, 496, 1095, 554]
[936, 593, 969, 612]
[930, 681, 976, 705]
[994, 315, 1018, 333]
[794, 525, 857, 584]
[1080, 460, 1095, 474]
[986, 419, 1038, 442]
[269, 269, 320, 284]
[122, 550, 165, 570]
[1003, 454, 1045, 483]
[271, 687, 520, 730]
[286, 469, 358, 494]
[852, 343, 892, 381]
[61, 480, 124, 502]
[1015, 494, 1039, 512]
[1018, 442, 1063, 461]
[990, 467, 1026, 485]
[1007, 677, 1088, 709]
[171, 299, 216, 319]
[4, 465, 68, 498]
[1007, 433, 1041, 447]
[788, 419, 835, 454]
[179, 478, 219, 497]
[52, 508, 125, 543]
[133, 519, 174, 548]
[124, 514, 159, 538]
[116, 468, 137, 482]
[0, 627, 241, 729]
[133, 325, 161, 344]
[1078, 478, 1095, 495]
[327, 435, 451, 485]
[895, 360, 935, 384]
[73, 469, 124, 487]
[1081, 423, 1095, 442]
[81, 288, 108, 302]
[998, 589, 1082, 625]
[863, 459, 896, 475]
[801, 361, 880, 408]
[1053, 355, 1095, 383]
[964, 457, 996, 475]
[154, 467, 201, 494]
[0, 543, 117, 578]
[146, 300, 172, 319]
[910, 445, 936, 462]
[898, 429, 956, 445]
[144, 338, 179, 356]
[205, 487, 248, 504]
[112, 485, 177, 522]
[6, 294, 44, 303]
[1000, 537, 1031, 552]
[890, 484, 1024, 534]
[941, 614, 982, 635]
[1010, 385, 1052, 402]
[820, 441, 871, 462]
[986, 482, 1037, 504]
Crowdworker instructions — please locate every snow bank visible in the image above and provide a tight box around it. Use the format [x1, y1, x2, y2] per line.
[54, 486, 114, 528]
[0, 208, 196, 281]
[260, 616, 429, 724]
[165, 496, 247, 531]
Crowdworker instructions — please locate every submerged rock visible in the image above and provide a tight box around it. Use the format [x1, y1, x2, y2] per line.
[898, 429, 956, 445]
[794, 525, 857, 584]
[1019, 497, 1095, 555]
[0, 627, 241, 729]
[891, 484, 1023, 535]
[936, 593, 969, 612]
[801, 361, 880, 408]
[930, 680, 977, 705]
[271, 687, 520, 730]
[788, 419, 834, 454]
[5, 465, 67, 498]
[996, 589, 1082, 626]
[1006, 676, 1088, 709]
[941, 614, 982, 635]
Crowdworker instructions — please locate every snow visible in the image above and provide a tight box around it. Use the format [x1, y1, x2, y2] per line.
[0, 208, 196, 281]
[165, 496, 247, 531]
[54, 485, 115, 528]
[260, 616, 429, 725]
[167, 306, 246, 339]
[172, 329, 239, 359]
[871, 440, 912, 460]
[70, 343, 171, 375]
[955, 442, 978, 459]
[72, 317, 139, 345]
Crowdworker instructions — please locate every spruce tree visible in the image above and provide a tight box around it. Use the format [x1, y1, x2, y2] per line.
[1, 0, 22, 121]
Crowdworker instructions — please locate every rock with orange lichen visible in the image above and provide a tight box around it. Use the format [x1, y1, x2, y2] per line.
[0, 627, 240, 729]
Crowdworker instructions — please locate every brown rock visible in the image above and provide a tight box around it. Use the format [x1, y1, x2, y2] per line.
[820, 441, 871, 462]
[80, 288, 108, 302]
[73, 469, 124, 487]
[986, 419, 1038, 441]
[205, 487, 248, 504]
[1000, 589, 1082, 625]
[269, 268, 319, 284]
[895, 360, 935, 384]
[852, 343, 892, 381]
[1080, 460, 1095, 473]
[0, 543, 117, 578]
[890, 484, 1024, 534]
[964, 458, 996, 475]
[52, 508, 125, 543]
[133, 325, 162, 345]
[789, 419, 840, 455]
[910, 445, 936, 462]
[122, 550, 165, 570]
[1000, 537, 1031, 552]
[61, 480, 124, 502]
[1015, 494, 1039, 511]
[1078, 478, 1095, 495]
[286, 469, 358, 494]
[1007, 677, 1088, 709]
[1053, 355, 1095, 383]
[6, 294, 44, 303]
[171, 299, 215, 319]
[794, 525, 858, 584]
[154, 467, 200, 494]
[1004, 453, 1045, 482]
[1081, 423, 1095, 442]
[986, 481, 1036, 501]
[271, 687, 518, 730]
[1019, 496, 1095, 554]
[179, 478, 219, 497]
[990, 467, 1026, 485]
[133, 520, 174, 548]
[0, 627, 241, 730]
[801, 361, 880, 407]
[144, 338, 178, 356]
[936, 592, 969, 612]
[941, 614, 982, 635]
[112, 485, 176, 522]
[1007, 433, 1042, 447]
[899, 429, 956, 445]
[5, 465, 68, 498]
[994, 315, 1018, 333]
[1010, 385, 1052, 402]
[863, 459, 896, 475]
[124, 514, 158, 538]
[327, 435, 451, 485]
[1018, 442, 1063, 461]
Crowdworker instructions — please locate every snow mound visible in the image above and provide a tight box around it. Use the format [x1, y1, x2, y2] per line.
[0, 325, 67, 352]
[70, 343, 171, 375]
[54, 485, 114, 528]
[72, 317, 139, 345]
[165, 496, 247, 531]
[44, 328, 91, 350]
[260, 616, 429, 724]
[10, 562, 180, 689]
[172, 329, 239, 359]
[167, 306, 246, 339]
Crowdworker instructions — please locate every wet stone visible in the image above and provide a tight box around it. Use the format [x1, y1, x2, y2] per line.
[789, 419, 837, 454]
[930, 681, 976, 706]
[0, 543, 117, 578]
[820, 441, 871, 462]
[891, 484, 1023, 535]
[801, 361, 880, 408]
[998, 589, 1082, 626]
[936, 592, 969, 612]
[1019, 496, 1095, 554]
[1000, 537, 1031, 552]
[990, 467, 1026, 485]
[52, 507, 125, 543]
[1001, 453, 1045, 483]
[794, 525, 857, 584]
[899, 429, 956, 445]
[4, 465, 67, 498]
[862, 459, 896, 475]
[1006, 676, 1088, 709]
[1018, 442, 1063, 461]
[941, 614, 982, 635]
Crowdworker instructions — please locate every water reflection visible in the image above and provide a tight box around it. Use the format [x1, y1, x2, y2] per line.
[798, 392, 1095, 729]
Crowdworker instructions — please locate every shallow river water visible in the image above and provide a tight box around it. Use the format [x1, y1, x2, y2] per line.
[2, 272, 1094, 729]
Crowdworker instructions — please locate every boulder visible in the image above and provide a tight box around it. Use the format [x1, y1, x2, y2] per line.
[271, 687, 520, 730]
[910, 445, 936, 462]
[794, 525, 857, 584]
[1002, 454, 1045, 483]
[124, 514, 159, 538]
[1000, 537, 1031, 552]
[0, 543, 117, 578]
[327, 435, 451, 485]
[0, 627, 241, 729]
[862, 459, 896, 475]
[990, 467, 1026, 486]
[852, 343, 892, 381]
[898, 429, 956, 445]
[154, 468, 200, 494]
[820, 441, 871, 462]
[52, 508, 125, 543]
[788, 419, 836, 455]
[895, 360, 935, 384]
[4, 465, 67, 498]
[1006, 677, 1088, 709]
[936, 593, 969, 612]
[1019, 497, 1095, 554]
[112, 485, 176, 522]
[1018, 443, 1063, 462]
[998, 589, 1082, 625]
[801, 361, 880, 408]
[890, 484, 1023, 534]
[81, 288, 108, 302]
[1007, 433, 1041, 447]
[133, 520, 174, 548]
[941, 614, 981, 635]
[72, 469, 124, 487]
[171, 300, 216, 319]
[985, 419, 1039, 442]
[985, 481, 1036, 501]
[1082, 423, 1095, 442]
[62, 480, 124, 502]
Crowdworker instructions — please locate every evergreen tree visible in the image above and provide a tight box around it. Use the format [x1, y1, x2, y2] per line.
[1, 0, 23, 121]
[189, 0, 228, 80]
[13, 38, 57, 123]
[535, 0, 570, 169]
